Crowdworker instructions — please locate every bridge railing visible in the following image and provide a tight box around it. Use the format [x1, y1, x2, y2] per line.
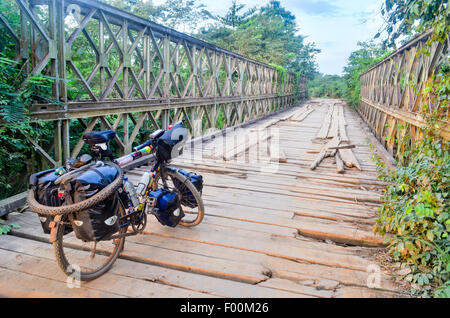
[359, 31, 449, 160]
[0, 0, 301, 167]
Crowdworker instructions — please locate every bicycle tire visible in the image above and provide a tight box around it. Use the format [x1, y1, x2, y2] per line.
[53, 203, 127, 281]
[154, 169, 204, 227]
[27, 163, 124, 217]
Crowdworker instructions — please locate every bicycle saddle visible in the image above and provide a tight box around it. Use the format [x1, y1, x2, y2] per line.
[83, 130, 116, 145]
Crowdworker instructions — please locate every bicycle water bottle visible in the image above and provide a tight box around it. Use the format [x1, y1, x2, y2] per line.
[136, 172, 151, 195]
[124, 177, 140, 207]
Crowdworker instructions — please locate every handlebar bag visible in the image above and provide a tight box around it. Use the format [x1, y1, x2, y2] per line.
[156, 122, 188, 161]
[63, 163, 121, 242]
[29, 169, 72, 235]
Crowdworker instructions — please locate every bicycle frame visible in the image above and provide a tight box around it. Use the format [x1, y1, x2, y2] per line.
[111, 156, 175, 239]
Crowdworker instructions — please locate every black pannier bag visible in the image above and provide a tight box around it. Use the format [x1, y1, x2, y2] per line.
[29, 169, 72, 235]
[168, 167, 203, 208]
[63, 162, 121, 242]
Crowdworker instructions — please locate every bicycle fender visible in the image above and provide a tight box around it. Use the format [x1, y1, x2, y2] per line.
[49, 215, 62, 243]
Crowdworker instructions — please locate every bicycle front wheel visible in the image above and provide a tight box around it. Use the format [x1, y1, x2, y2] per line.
[53, 203, 127, 281]
[153, 169, 205, 227]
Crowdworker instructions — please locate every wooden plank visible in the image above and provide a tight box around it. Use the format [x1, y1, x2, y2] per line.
[310, 137, 341, 170]
[0, 267, 121, 298]
[336, 152, 345, 174]
[0, 191, 28, 217]
[2, 99, 405, 298]
[7, 213, 270, 285]
[223, 130, 270, 161]
[339, 147, 362, 171]
[316, 104, 333, 139]
[338, 105, 349, 142]
[0, 235, 218, 298]
[291, 106, 314, 122]
[327, 104, 339, 139]
[270, 148, 287, 163]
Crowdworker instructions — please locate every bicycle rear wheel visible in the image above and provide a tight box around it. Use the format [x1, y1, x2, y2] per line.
[53, 203, 127, 281]
[153, 169, 204, 227]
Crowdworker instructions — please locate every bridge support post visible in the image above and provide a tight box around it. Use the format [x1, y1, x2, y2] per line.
[54, 120, 62, 167]
[191, 106, 202, 138]
[62, 119, 70, 163]
[123, 113, 131, 155]
[161, 110, 169, 130]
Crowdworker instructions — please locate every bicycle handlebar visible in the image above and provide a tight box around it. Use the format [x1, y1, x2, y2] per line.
[134, 140, 152, 152]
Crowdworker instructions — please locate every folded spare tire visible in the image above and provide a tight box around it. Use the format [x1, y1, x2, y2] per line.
[27, 162, 124, 219]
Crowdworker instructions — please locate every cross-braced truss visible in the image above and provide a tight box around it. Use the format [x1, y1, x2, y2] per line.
[359, 31, 449, 159]
[0, 0, 305, 166]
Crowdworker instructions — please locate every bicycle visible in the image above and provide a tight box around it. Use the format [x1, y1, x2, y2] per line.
[27, 119, 204, 281]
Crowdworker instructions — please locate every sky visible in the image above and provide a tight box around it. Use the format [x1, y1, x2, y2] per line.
[153, 0, 385, 75]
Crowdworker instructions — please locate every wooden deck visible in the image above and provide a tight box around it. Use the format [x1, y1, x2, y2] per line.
[0, 98, 409, 298]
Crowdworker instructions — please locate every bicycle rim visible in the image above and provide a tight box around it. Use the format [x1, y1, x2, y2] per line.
[154, 170, 204, 227]
[53, 204, 127, 281]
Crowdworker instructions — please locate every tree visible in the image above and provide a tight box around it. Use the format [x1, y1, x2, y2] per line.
[343, 41, 390, 108]
[377, 0, 449, 47]
[217, 0, 256, 29]
[149, 0, 213, 34]
[105, 0, 213, 34]
[260, 0, 296, 27]
[197, 1, 319, 79]
[308, 74, 346, 99]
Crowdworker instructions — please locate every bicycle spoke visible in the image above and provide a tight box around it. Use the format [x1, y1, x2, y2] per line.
[152, 170, 204, 226]
[54, 205, 127, 281]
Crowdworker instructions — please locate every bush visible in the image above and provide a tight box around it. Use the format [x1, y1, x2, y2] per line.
[373, 72, 450, 298]
[0, 55, 55, 199]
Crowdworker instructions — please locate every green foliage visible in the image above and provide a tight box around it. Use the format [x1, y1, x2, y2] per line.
[150, 0, 213, 33]
[0, 55, 55, 199]
[216, 0, 256, 29]
[343, 41, 391, 108]
[373, 137, 450, 298]
[378, 0, 449, 47]
[197, 1, 319, 80]
[372, 68, 449, 298]
[0, 56, 55, 123]
[0, 219, 20, 235]
[370, 0, 450, 298]
[270, 63, 289, 94]
[0, 0, 59, 199]
[308, 41, 389, 103]
[308, 74, 346, 99]
[105, 0, 213, 34]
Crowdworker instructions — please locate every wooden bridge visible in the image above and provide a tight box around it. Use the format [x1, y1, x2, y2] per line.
[0, 0, 448, 298]
[2, 98, 410, 298]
